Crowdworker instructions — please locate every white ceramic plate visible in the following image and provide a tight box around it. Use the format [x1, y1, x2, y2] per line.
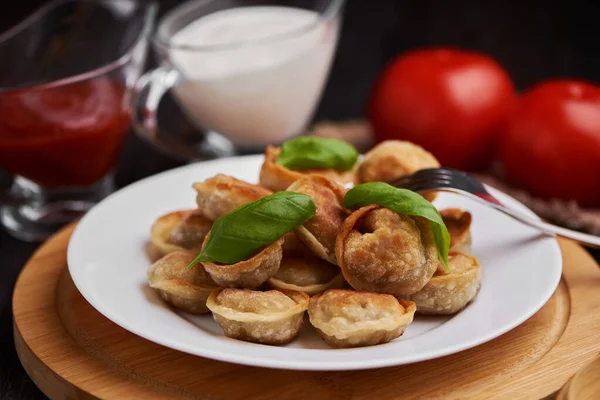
[68, 155, 562, 371]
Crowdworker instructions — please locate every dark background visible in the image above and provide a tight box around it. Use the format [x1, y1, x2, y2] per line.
[2, 1, 600, 398]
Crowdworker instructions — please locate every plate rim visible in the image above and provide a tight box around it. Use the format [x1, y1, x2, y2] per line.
[67, 155, 563, 371]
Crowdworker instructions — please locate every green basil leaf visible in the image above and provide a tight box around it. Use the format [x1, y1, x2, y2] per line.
[275, 136, 359, 171]
[188, 191, 316, 266]
[344, 182, 451, 272]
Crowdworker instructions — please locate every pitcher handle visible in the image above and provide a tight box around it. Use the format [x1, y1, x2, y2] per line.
[131, 66, 231, 160]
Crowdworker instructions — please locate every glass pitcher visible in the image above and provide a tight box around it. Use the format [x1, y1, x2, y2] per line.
[0, 0, 156, 241]
[132, 0, 344, 160]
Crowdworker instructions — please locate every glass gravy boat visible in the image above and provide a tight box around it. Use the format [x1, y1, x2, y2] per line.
[0, 0, 156, 241]
[132, 0, 344, 160]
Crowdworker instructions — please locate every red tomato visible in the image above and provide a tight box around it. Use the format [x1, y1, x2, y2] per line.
[499, 80, 600, 207]
[368, 48, 516, 170]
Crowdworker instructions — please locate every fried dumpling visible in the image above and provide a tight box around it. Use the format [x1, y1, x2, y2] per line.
[287, 175, 349, 264]
[281, 231, 310, 257]
[207, 288, 309, 344]
[404, 252, 481, 315]
[440, 208, 472, 255]
[201, 235, 284, 288]
[356, 140, 440, 184]
[268, 256, 344, 296]
[259, 145, 355, 192]
[150, 209, 213, 255]
[308, 289, 416, 348]
[193, 174, 272, 221]
[336, 205, 438, 296]
[147, 251, 218, 314]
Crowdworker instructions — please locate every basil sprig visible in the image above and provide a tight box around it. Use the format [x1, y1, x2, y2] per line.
[275, 136, 359, 171]
[188, 191, 316, 266]
[344, 182, 451, 272]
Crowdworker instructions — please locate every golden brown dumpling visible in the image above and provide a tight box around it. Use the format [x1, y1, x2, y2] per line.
[150, 209, 213, 255]
[287, 175, 349, 264]
[147, 251, 218, 314]
[193, 174, 272, 221]
[259, 145, 355, 192]
[440, 208, 472, 255]
[308, 289, 416, 348]
[356, 140, 440, 184]
[281, 231, 310, 257]
[336, 205, 438, 296]
[201, 234, 284, 289]
[207, 288, 309, 344]
[268, 256, 344, 295]
[404, 252, 481, 315]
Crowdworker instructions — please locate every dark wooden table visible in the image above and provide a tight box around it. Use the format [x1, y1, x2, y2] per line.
[2, 1, 600, 398]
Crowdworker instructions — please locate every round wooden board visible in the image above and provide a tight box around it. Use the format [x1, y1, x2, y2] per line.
[13, 224, 600, 400]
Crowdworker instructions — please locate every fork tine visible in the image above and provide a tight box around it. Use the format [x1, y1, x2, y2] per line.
[394, 177, 451, 192]
[400, 183, 439, 192]
[390, 168, 466, 192]
[389, 167, 504, 205]
[404, 173, 453, 186]
[388, 168, 451, 185]
[412, 169, 452, 180]
[402, 175, 453, 187]
[386, 174, 412, 187]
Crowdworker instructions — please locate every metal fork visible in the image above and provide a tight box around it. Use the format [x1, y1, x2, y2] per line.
[388, 168, 600, 248]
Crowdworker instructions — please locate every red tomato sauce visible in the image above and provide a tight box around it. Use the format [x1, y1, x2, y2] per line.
[0, 78, 130, 187]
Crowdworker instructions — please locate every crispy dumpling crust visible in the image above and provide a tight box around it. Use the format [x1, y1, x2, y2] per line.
[201, 234, 284, 289]
[150, 209, 213, 256]
[356, 140, 440, 184]
[207, 288, 309, 344]
[336, 205, 438, 296]
[259, 145, 355, 192]
[281, 231, 310, 257]
[268, 256, 344, 296]
[147, 251, 218, 314]
[308, 289, 416, 348]
[287, 175, 349, 264]
[440, 208, 473, 255]
[404, 252, 481, 315]
[356, 140, 440, 202]
[193, 174, 272, 221]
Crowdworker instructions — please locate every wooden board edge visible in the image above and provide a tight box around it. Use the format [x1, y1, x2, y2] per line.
[14, 319, 97, 400]
[490, 239, 600, 399]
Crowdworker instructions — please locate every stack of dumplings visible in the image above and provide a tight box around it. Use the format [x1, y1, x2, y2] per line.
[147, 139, 482, 348]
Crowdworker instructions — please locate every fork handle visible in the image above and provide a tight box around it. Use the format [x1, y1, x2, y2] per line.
[485, 202, 600, 248]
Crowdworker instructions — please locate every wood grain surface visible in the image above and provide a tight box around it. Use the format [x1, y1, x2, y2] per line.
[12, 223, 600, 399]
[557, 354, 600, 400]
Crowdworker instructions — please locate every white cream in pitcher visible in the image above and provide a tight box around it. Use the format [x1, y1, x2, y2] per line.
[169, 6, 339, 147]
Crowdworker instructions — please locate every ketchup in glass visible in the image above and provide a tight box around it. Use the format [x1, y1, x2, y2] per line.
[0, 77, 131, 187]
